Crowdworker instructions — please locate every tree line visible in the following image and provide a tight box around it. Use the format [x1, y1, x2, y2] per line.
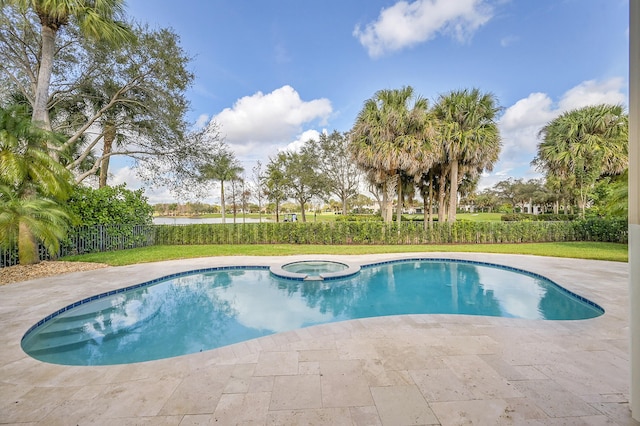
[193, 86, 501, 224]
[205, 87, 627, 225]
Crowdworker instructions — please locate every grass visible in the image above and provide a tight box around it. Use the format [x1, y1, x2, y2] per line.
[456, 212, 504, 221]
[62, 241, 628, 266]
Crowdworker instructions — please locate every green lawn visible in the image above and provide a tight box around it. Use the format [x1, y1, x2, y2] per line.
[62, 241, 628, 266]
[456, 212, 504, 221]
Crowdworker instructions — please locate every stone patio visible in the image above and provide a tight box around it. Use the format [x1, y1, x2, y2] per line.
[0, 253, 637, 425]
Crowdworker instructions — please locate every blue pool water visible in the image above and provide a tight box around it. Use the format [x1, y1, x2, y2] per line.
[21, 259, 603, 366]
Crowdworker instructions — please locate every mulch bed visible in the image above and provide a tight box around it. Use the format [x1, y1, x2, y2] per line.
[0, 261, 109, 286]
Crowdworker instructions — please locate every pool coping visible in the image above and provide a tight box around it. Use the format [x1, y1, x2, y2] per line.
[0, 253, 634, 424]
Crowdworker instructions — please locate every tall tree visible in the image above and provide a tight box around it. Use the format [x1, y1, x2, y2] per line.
[433, 88, 501, 222]
[57, 24, 195, 186]
[264, 155, 289, 223]
[1, 10, 206, 190]
[311, 131, 361, 215]
[0, 0, 132, 129]
[533, 104, 628, 216]
[0, 104, 71, 264]
[350, 86, 432, 223]
[274, 145, 327, 223]
[251, 161, 266, 222]
[199, 144, 243, 224]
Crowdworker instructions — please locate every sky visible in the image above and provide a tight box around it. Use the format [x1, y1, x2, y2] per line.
[115, 0, 629, 204]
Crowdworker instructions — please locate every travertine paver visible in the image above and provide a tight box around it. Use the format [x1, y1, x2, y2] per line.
[370, 385, 439, 425]
[270, 375, 322, 410]
[1, 253, 638, 425]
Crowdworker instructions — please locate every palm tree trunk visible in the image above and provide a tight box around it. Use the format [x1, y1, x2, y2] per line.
[99, 123, 116, 188]
[428, 173, 434, 227]
[33, 25, 56, 131]
[422, 195, 429, 230]
[18, 221, 39, 265]
[385, 175, 397, 223]
[448, 160, 458, 222]
[438, 179, 447, 222]
[220, 181, 226, 224]
[396, 178, 402, 223]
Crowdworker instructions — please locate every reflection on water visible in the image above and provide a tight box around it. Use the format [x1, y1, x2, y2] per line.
[22, 261, 602, 365]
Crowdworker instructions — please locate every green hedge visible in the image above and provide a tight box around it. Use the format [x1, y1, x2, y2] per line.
[6, 219, 624, 267]
[153, 218, 628, 246]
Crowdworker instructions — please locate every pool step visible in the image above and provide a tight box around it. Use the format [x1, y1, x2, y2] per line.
[36, 318, 115, 338]
[25, 327, 131, 356]
[54, 296, 124, 321]
[42, 308, 122, 332]
[24, 308, 160, 355]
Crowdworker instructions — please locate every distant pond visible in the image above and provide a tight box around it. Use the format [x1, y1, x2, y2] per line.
[153, 217, 269, 225]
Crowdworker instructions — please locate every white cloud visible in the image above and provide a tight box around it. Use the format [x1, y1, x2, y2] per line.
[497, 92, 556, 163]
[194, 113, 210, 129]
[499, 77, 627, 161]
[282, 129, 323, 153]
[110, 166, 191, 204]
[479, 77, 626, 189]
[353, 0, 494, 57]
[500, 92, 555, 131]
[558, 78, 626, 111]
[211, 85, 332, 159]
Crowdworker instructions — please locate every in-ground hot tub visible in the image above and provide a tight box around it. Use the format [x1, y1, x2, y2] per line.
[270, 260, 361, 281]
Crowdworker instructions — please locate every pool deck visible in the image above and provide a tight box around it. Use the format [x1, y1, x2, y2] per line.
[0, 253, 637, 425]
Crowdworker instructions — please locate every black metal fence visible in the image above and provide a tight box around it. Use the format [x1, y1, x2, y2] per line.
[1, 225, 155, 268]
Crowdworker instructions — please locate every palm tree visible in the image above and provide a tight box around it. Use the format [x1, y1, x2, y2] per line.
[350, 86, 432, 223]
[0, 105, 72, 264]
[2, 0, 132, 129]
[433, 88, 501, 222]
[534, 104, 628, 216]
[200, 146, 244, 224]
[0, 186, 71, 264]
[264, 156, 289, 223]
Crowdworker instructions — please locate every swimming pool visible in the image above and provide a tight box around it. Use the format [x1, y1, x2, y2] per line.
[21, 259, 603, 366]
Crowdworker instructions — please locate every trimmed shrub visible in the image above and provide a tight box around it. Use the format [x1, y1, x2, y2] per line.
[501, 213, 579, 221]
[335, 214, 384, 222]
[151, 218, 628, 246]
